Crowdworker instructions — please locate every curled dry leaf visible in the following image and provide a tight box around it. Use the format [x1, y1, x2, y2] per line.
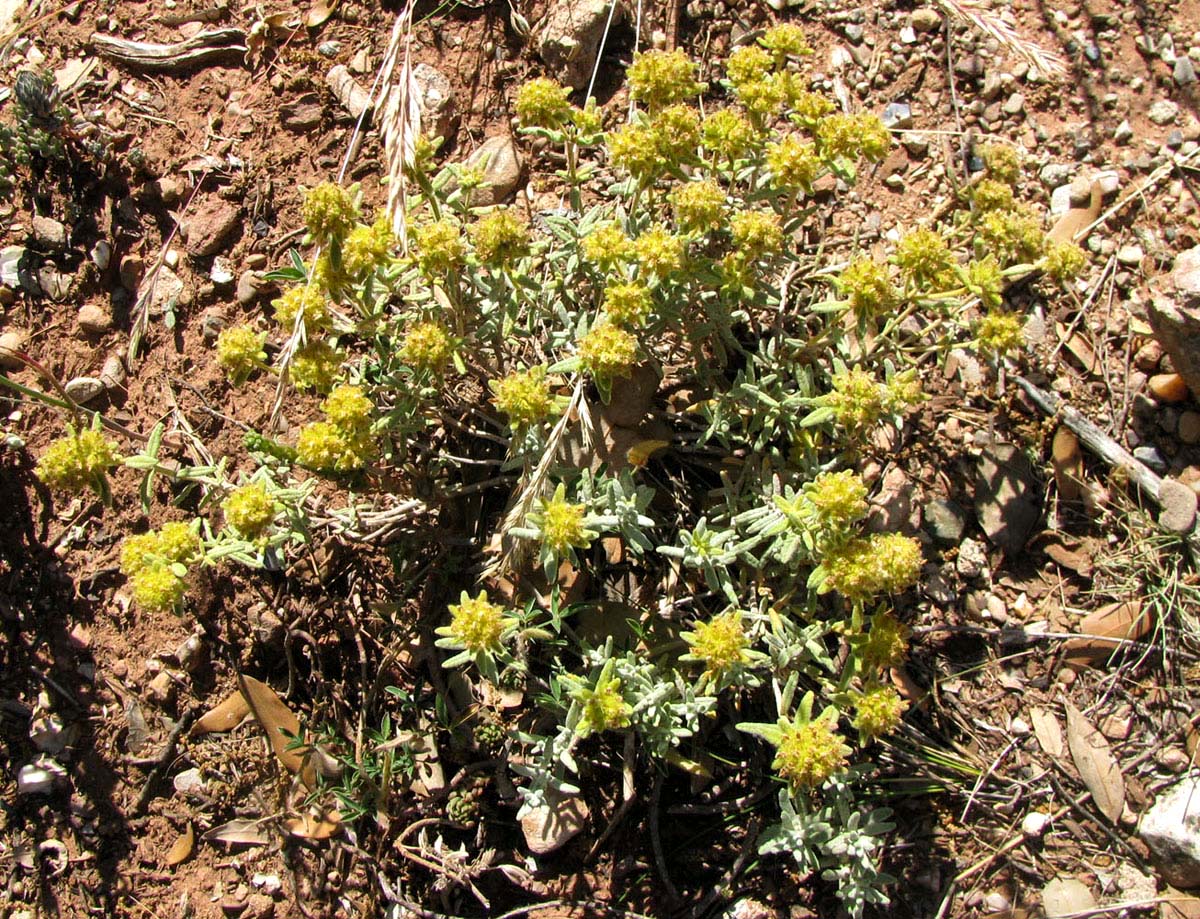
[283, 805, 343, 840]
[305, 0, 340, 28]
[239, 675, 315, 788]
[191, 689, 250, 735]
[201, 818, 270, 847]
[1029, 706, 1065, 759]
[165, 822, 194, 866]
[1051, 426, 1083, 503]
[1064, 701, 1125, 823]
[1063, 599, 1152, 669]
[1047, 176, 1102, 246]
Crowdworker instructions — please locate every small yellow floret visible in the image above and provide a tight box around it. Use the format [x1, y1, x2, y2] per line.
[223, 482, 276, 538]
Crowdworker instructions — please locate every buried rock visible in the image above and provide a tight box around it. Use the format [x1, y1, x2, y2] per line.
[519, 789, 589, 855]
[974, 441, 1041, 555]
[1140, 774, 1200, 888]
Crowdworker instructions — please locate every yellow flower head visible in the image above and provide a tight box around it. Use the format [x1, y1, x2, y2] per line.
[838, 258, 897, 319]
[774, 713, 849, 789]
[536, 488, 592, 555]
[861, 612, 910, 671]
[296, 421, 371, 473]
[342, 213, 394, 278]
[578, 323, 638, 383]
[975, 310, 1026, 357]
[322, 384, 373, 432]
[670, 180, 726, 234]
[446, 590, 510, 653]
[302, 182, 359, 244]
[216, 325, 267, 380]
[634, 225, 684, 278]
[399, 321, 454, 375]
[895, 227, 955, 289]
[574, 674, 631, 738]
[853, 685, 907, 740]
[223, 482, 276, 539]
[825, 533, 922, 601]
[627, 49, 702, 110]
[804, 470, 868, 527]
[603, 280, 653, 328]
[685, 610, 750, 675]
[581, 223, 632, 269]
[414, 219, 466, 275]
[730, 210, 783, 260]
[766, 135, 820, 193]
[470, 210, 530, 266]
[702, 108, 758, 160]
[36, 428, 122, 493]
[272, 284, 329, 331]
[490, 365, 556, 431]
[515, 77, 572, 128]
[129, 564, 187, 612]
[290, 340, 342, 393]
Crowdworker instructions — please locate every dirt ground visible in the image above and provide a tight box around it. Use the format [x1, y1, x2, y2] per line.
[2, 0, 1200, 916]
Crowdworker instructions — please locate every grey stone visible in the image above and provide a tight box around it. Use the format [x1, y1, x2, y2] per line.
[867, 467, 915, 533]
[90, 239, 111, 271]
[280, 92, 323, 131]
[1149, 99, 1180, 125]
[31, 215, 67, 249]
[924, 497, 967, 546]
[147, 671, 176, 708]
[1050, 184, 1073, 216]
[902, 133, 930, 158]
[326, 64, 371, 120]
[1148, 246, 1200, 399]
[956, 537, 989, 579]
[0, 328, 28, 369]
[1114, 120, 1134, 144]
[465, 134, 523, 206]
[37, 264, 72, 301]
[1140, 774, 1200, 888]
[520, 788, 590, 854]
[17, 757, 67, 795]
[137, 265, 189, 316]
[1175, 56, 1197, 86]
[201, 309, 226, 343]
[974, 442, 1041, 555]
[210, 256, 235, 286]
[843, 23, 863, 43]
[412, 63, 457, 144]
[1116, 244, 1144, 266]
[1159, 479, 1198, 533]
[1179, 410, 1200, 444]
[910, 8, 941, 33]
[1134, 445, 1166, 472]
[1039, 162, 1073, 189]
[882, 102, 913, 129]
[0, 244, 26, 288]
[921, 564, 956, 606]
[1002, 92, 1026, 116]
[77, 302, 112, 334]
[537, 0, 620, 89]
[185, 197, 241, 257]
[1042, 878, 1097, 918]
[99, 354, 125, 391]
[64, 376, 105, 404]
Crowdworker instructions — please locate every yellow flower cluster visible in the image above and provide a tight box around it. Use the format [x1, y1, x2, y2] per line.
[634, 225, 684, 277]
[296, 384, 375, 473]
[853, 685, 907, 740]
[670, 180, 726, 234]
[730, 209, 783, 260]
[470, 209, 529, 266]
[216, 324, 267, 381]
[816, 113, 891, 162]
[603, 280, 653, 328]
[581, 223, 632, 269]
[302, 182, 359, 244]
[272, 284, 329, 332]
[702, 108, 758, 160]
[824, 533, 922, 601]
[444, 590, 511, 653]
[964, 257, 1004, 309]
[773, 713, 849, 789]
[827, 367, 886, 431]
[536, 490, 592, 555]
[222, 481, 276, 539]
[626, 49, 702, 111]
[399, 321, 454, 374]
[804, 470, 868, 527]
[574, 675, 631, 738]
[490, 365, 556, 431]
[766, 135, 820, 193]
[36, 428, 121, 493]
[342, 213, 394, 278]
[578, 323, 638, 383]
[291, 340, 341, 392]
[895, 227, 955, 289]
[975, 310, 1026, 357]
[860, 612, 910, 671]
[515, 77, 572, 128]
[838, 258, 897, 319]
[685, 610, 750, 675]
[1043, 241, 1087, 282]
[120, 521, 201, 612]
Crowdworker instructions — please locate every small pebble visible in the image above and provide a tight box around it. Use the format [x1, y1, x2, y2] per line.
[1134, 340, 1163, 371]
[1149, 99, 1180, 125]
[1149, 372, 1190, 403]
[1002, 92, 1026, 116]
[64, 376, 105, 404]
[0, 329, 28, 369]
[1116, 244, 1144, 266]
[1176, 56, 1197, 86]
[910, 8, 941, 32]
[1134, 445, 1167, 472]
[77, 302, 112, 334]
[1158, 478, 1198, 533]
[1022, 811, 1051, 838]
[1179, 411, 1200, 445]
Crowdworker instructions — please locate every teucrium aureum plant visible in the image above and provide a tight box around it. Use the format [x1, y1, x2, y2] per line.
[30, 27, 1086, 917]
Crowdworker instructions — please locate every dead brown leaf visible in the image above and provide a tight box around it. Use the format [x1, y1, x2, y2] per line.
[201, 818, 270, 846]
[1048, 179, 1102, 247]
[1029, 705, 1065, 759]
[239, 675, 314, 788]
[1063, 600, 1152, 668]
[1065, 702, 1125, 823]
[1161, 886, 1200, 919]
[165, 823, 194, 866]
[305, 0, 339, 28]
[191, 689, 250, 735]
[283, 805, 343, 840]
[1051, 426, 1084, 503]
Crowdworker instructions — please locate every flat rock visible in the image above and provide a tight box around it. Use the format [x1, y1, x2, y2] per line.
[909, 8, 941, 32]
[280, 92, 323, 131]
[867, 467, 915, 533]
[1141, 774, 1200, 888]
[974, 442, 1041, 555]
[520, 789, 589, 854]
[137, 265, 190, 316]
[65, 376, 105, 404]
[1149, 99, 1180, 125]
[186, 197, 241, 257]
[17, 757, 68, 795]
[1042, 877, 1097, 918]
[37, 264, 72, 300]
[924, 497, 967, 546]
[31, 215, 67, 249]
[956, 536, 989, 579]
[77, 302, 112, 334]
[1150, 247, 1200, 398]
[1159, 479, 1198, 533]
[465, 134, 522, 206]
[0, 328, 28, 369]
[326, 64, 371, 120]
[537, 0, 619, 89]
[413, 63, 457, 144]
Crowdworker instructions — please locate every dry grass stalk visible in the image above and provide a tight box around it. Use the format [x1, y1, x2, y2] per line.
[377, 6, 419, 245]
[937, 0, 1068, 79]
